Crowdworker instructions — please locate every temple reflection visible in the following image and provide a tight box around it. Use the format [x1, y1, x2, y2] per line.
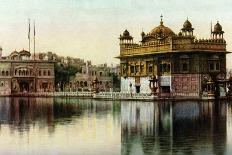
[121, 101, 227, 155]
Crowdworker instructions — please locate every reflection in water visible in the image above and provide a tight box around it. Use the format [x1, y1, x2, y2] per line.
[0, 97, 232, 155]
[0, 97, 121, 155]
[121, 101, 228, 155]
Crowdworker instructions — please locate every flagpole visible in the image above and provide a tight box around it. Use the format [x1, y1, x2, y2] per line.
[33, 20, 35, 60]
[210, 21, 212, 38]
[28, 18, 31, 53]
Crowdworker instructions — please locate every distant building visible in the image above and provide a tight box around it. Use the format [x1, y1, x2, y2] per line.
[37, 52, 86, 66]
[0, 49, 55, 95]
[70, 61, 113, 92]
[117, 17, 228, 97]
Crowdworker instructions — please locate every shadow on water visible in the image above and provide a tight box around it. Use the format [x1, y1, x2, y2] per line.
[121, 100, 230, 155]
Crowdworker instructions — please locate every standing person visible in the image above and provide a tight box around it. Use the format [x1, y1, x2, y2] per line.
[129, 82, 132, 97]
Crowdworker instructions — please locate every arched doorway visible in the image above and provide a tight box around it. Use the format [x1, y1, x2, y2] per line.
[19, 81, 29, 92]
[42, 82, 48, 92]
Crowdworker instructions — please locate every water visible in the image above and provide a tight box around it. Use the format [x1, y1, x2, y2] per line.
[0, 97, 231, 155]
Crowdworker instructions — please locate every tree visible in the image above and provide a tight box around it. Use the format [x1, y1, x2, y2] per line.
[54, 63, 81, 91]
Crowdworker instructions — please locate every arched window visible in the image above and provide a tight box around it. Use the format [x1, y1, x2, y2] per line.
[19, 70, 21, 76]
[43, 70, 46, 76]
[84, 81, 87, 87]
[77, 81, 79, 87]
[180, 55, 190, 72]
[48, 70, 51, 76]
[26, 70, 28, 76]
[6, 71, 9, 76]
[148, 65, 153, 73]
[2, 71, 5, 76]
[39, 70, 41, 76]
[208, 55, 220, 72]
[130, 66, 135, 74]
[1, 81, 4, 87]
[80, 81, 83, 87]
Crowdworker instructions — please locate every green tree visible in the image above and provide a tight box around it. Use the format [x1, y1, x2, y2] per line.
[54, 63, 81, 91]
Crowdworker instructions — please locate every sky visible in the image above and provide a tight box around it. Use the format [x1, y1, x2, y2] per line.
[0, 0, 232, 67]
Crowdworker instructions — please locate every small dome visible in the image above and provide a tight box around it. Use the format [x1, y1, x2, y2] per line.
[182, 19, 194, 31]
[120, 29, 133, 40]
[10, 50, 19, 60]
[19, 49, 31, 57]
[123, 29, 130, 36]
[213, 21, 224, 34]
[10, 50, 18, 55]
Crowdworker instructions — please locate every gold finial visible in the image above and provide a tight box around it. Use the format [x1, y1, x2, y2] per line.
[160, 14, 163, 25]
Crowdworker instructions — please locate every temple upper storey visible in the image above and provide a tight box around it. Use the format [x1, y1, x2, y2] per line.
[118, 18, 227, 57]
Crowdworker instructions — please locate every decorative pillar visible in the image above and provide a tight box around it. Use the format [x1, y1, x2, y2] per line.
[149, 76, 158, 97]
[206, 77, 215, 98]
[92, 77, 100, 94]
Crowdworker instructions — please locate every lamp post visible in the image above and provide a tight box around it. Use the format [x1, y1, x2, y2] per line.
[206, 77, 215, 98]
[149, 75, 158, 96]
[92, 77, 100, 94]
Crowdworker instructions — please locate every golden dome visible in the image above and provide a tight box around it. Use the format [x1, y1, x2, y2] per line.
[150, 20, 175, 38]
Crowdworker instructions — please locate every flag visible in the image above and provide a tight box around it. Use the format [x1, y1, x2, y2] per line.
[28, 19, 30, 39]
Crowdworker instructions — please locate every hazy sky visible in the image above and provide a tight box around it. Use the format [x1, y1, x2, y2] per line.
[0, 0, 232, 66]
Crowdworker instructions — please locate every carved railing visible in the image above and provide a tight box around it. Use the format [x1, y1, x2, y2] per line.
[120, 38, 227, 57]
[121, 43, 171, 56]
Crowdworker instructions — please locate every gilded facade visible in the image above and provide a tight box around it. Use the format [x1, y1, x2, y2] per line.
[117, 17, 228, 97]
[0, 50, 55, 95]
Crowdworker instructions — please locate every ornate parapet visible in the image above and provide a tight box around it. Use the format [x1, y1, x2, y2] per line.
[120, 42, 171, 56]
[119, 36, 227, 58]
[172, 38, 226, 51]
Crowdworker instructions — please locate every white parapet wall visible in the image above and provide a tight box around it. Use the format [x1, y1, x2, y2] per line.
[160, 75, 171, 87]
[121, 77, 135, 93]
[120, 77, 151, 94]
[140, 77, 151, 93]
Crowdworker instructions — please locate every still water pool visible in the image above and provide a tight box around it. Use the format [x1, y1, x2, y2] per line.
[0, 97, 231, 155]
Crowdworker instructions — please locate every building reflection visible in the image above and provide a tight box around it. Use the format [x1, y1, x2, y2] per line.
[0, 97, 120, 134]
[121, 101, 227, 155]
[0, 97, 55, 133]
